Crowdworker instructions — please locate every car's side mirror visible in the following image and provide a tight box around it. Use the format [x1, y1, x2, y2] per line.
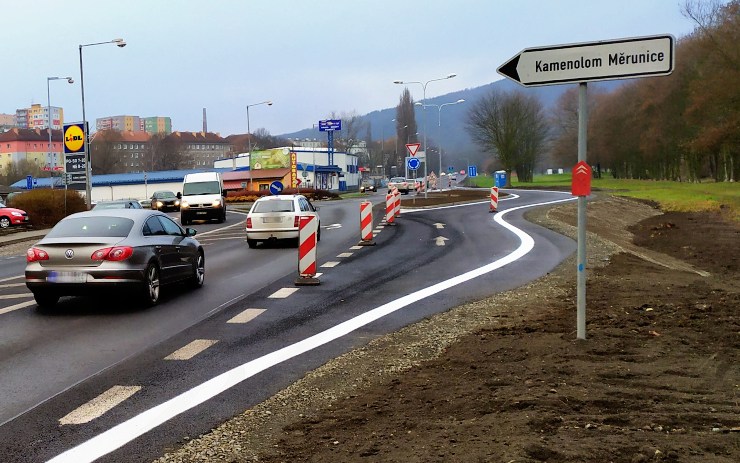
[176, 192, 182, 199]
[185, 227, 197, 236]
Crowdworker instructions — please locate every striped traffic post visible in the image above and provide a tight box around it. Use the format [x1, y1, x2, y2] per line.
[358, 201, 376, 246]
[385, 193, 396, 225]
[393, 189, 401, 218]
[295, 215, 320, 286]
[489, 186, 499, 213]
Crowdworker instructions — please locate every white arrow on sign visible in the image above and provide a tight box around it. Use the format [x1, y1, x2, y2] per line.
[434, 236, 448, 246]
[575, 164, 589, 175]
[434, 223, 446, 229]
[497, 34, 674, 87]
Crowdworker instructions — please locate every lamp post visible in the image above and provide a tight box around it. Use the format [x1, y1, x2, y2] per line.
[79, 38, 126, 208]
[394, 73, 457, 198]
[47, 76, 74, 189]
[246, 100, 273, 190]
[415, 99, 465, 179]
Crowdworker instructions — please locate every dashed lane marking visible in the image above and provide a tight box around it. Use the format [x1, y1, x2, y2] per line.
[59, 386, 141, 425]
[320, 261, 340, 268]
[0, 275, 23, 283]
[337, 252, 353, 258]
[0, 282, 27, 288]
[164, 340, 219, 361]
[349, 246, 363, 250]
[227, 308, 266, 324]
[268, 288, 299, 299]
[0, 300, 36, 315]
[0, 293, 33, 300]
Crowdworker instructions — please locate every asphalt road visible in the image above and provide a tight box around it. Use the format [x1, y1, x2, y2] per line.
[0, 190, 576, 462]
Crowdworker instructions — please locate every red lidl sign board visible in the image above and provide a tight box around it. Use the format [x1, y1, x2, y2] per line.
[571, 161, 592, 196]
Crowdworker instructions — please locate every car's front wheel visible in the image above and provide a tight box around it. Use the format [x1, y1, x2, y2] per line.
[33, 292, 59, 309]
[0, 217, 10, 228]
[141, 263, 161, 306]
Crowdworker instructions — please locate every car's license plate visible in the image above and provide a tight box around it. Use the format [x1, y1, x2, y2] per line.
[263, 217, 282, 223]
[47, 271, 87, 283]
[196, 211, 207, 215]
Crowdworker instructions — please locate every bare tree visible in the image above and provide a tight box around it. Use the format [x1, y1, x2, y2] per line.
[148, 133, 185, 171]
[90, 130, 124, 175]
[394, 88, 418, 170]
[1, 159, 42, 186]
[466, 91, 549, 184]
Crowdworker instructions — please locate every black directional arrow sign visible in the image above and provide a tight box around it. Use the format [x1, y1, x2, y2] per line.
[497, 34, 674, 87]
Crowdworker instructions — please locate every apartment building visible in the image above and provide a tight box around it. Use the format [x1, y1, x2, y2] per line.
[96, 115, 172, 135]
[13, 104, 65, 130]
[172, 131, 229, 169]
[0, 128, 64, 172]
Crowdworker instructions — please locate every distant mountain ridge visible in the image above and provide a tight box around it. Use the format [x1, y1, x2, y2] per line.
[280, 78, 622, 165]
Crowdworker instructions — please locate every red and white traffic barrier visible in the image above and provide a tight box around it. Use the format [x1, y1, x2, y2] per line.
[358, 201, 376, 246]
[295, 215, 320, 285]
[489, 186, 499, 212]
[385, 193, 396, 225]
[394, 189, 401, 218]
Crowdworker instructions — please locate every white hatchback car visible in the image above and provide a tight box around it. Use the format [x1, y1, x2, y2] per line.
[245, 194, 320, 248]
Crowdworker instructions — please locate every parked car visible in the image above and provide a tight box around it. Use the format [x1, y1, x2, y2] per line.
[0, 201, 30, 229]
[150, 190, 181, 212]
[360, 179, 378, 193]
[25, 209, 205, 308]
[245, 194, 320, 248]
[92, 199, 143, 210]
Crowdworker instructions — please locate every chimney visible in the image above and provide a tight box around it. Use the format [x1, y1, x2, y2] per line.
[202, 108, 207, 133]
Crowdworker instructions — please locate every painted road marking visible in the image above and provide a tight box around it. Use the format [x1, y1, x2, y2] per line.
[0, 293, 33, 300]
[59, 386, 141, 425]
[268, 288, 299, 299]
[47, 193, 576, 463]
[349, 246, 363, 250]
[227, 308, 266, 324]
[164, 340, 218, 361]
[0, 275, 23, 283]
[0, 300, 36, 315]
[0, 282, 27, 288]
[320, 261, 340, 268]
[337, 252, 353, 258]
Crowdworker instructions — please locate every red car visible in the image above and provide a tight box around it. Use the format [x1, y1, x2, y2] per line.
[0, 201, 30, 229]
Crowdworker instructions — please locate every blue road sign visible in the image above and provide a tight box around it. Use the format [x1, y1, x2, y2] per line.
[269, 181, 284, 195]
[407, 157, 420, 171]
[468, 165, 478, 177]
[448, 166, 454, 173]
[318, 119, 342, 131]
[26, 175, 33, 190]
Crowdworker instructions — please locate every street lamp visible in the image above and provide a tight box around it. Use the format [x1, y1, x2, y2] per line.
[394, 73, 456, 198]
[47, 76, 74, 189]
[246, 100, 273, 190]
[79, 38, 126, 208]
[415, 99, 465, 180]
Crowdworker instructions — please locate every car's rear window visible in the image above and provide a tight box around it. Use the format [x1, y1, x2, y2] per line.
[253, 199, 295, 213]
[46, 217, 135, 238]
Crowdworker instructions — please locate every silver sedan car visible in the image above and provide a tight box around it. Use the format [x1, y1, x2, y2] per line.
[25, 209, 205, 308]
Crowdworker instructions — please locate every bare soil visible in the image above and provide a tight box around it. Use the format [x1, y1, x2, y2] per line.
[157, 191, 739, 463]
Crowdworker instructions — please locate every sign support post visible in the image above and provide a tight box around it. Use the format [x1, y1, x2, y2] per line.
[576, 83, 588, 340]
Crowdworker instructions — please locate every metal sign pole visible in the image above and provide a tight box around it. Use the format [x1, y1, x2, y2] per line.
[577, 82, 588, 340]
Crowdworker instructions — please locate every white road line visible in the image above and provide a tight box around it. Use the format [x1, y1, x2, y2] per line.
[0, 282, 27, 288]
[0, 275, 23, 283]
[0, 300, 37, 315]
[314, 272, 323, 278]
[320, 261, 340, 268]
[336, 252, 353, 258]
[164, 340, 218, 361]
[0, 293, 33, 300]
[47, 193, 576, 463]
[349, 246, 363, 250]
[58, 386, 141, 426]
[227, 308, 266, 324]
[268, 288, 299, 299]
[197, 236, 246, 242]
[196, 219, 247, 237]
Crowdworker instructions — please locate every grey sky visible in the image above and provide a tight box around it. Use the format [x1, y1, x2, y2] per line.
[2, 0, 696, 136]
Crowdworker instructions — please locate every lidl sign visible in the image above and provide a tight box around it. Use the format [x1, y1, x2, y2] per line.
[63, 123, 86, 154]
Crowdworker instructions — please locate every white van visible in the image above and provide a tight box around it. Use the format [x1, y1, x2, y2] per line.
[178, 172, 226, 225]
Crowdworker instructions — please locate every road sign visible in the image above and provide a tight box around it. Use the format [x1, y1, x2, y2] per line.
[63, 123, 86, 154]
[407, 157, 420, 171]
[497, 34, 675, 87]
[318, 119, 342, 131]
[448, 166, 454, 173]
[269, 180, 284, 195]
[26, 175, 33, 190]
[571, 161, 592, 196]
[468, 165, 477, 177]
[405, 143, 421, 157]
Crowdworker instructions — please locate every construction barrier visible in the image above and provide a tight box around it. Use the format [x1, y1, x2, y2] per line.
[358, 201, 375, 246]
[489, 186, 499, 213]
[385, 193, 396, 225]
[394, 189, 401, 218]
[295, 215, 320, 286]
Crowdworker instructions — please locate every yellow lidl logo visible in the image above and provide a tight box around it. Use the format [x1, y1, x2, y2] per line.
[63, 123, 85, 153]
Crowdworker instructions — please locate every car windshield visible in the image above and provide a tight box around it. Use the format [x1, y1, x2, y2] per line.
[154, 191, 175, 199]
[46, 217, 135, 238]
[390, 177, 404, 182]
[183, 181, 220, 195]
[94, 201, 134, 209]
[253, 199, 295, 213]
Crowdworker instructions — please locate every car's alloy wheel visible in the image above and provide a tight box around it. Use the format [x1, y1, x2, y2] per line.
[0, 217, 10, 228]
[33, 292, 59, 309]
[190, 252, 205, 288]
[142, 263, 160, 306]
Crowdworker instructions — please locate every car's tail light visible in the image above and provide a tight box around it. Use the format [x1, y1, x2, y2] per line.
[26, 247, 49, 262]
[91, 246, 134, 261]
[294, 216, 300, 228]
[246, 217, 252, 228]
